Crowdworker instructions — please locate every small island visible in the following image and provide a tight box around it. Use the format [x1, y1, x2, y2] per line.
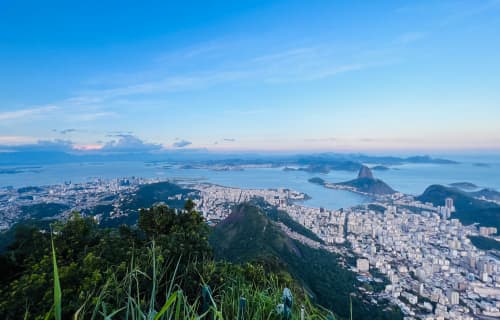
[371, 165, 390, 171]
[308, 177, 326, 185]
[473, 162, 490, 167]
[308, 165, 396, 196]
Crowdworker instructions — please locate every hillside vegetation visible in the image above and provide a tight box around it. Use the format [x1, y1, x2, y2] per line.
[417, 184, 500, 231]
[211, 204, 402, 320]
[0, 201, 331, 319]
[0, 199, 403, 319]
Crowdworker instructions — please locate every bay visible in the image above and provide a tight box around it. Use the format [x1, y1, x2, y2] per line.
[1, 156, 499, 210]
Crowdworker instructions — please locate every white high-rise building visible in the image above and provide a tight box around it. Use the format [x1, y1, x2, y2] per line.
[445, 197, 455, 212]
[447, 290, 459, 305]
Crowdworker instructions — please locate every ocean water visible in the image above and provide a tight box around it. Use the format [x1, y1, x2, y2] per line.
[1, 156, 499, 210]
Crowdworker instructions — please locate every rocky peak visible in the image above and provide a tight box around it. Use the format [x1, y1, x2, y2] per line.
[357, 165, 374, 179]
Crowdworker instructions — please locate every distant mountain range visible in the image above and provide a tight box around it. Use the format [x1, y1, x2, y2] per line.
[295, 154, 458, 166]
[445, 183, 500, 201]
[285, 154, 458, 174]
[448, 182, 479, 190]
[469, 188, 500, 202]
[0, 149, 459, 169]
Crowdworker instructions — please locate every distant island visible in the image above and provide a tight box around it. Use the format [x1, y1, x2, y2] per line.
[289, 161, 362, 174]
[0, 169, 23, 175]
[473, 162, 490, 167]
[403, 155, 458, 165]
[0, 166, 42, 175]
[371, 165, 390, 171]
[308, 177, 326, 185]
[287, 154, 458, 174]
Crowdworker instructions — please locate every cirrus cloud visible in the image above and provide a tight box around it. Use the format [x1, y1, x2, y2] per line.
[0, 105, 57, 121]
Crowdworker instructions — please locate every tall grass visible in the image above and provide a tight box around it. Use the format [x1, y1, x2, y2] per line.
[47, 241, 332, 320]
[43, 232, 62, 320]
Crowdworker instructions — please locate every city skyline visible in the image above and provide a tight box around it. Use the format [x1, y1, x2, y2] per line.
[1, 0, 500, 153]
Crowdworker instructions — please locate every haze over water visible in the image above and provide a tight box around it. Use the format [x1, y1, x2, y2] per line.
[2, 155, 499, 210]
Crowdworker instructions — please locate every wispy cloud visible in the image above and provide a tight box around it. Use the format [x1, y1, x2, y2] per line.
[396, 32, 426, 44]
[263, 63, 365, 83]
[304, 137, 337, 143]
[0, 105, 57, 121]
[251, 47, 317, 63]
[72, 71, 248, 102]
[397, 0, 500, 27]
[0, 139, 75, 152]
[59, 128, 78, 135]
[107, 131, 133, 136]
[71, 112, 118, 121]
[172, 139, 192, 148]
[67, 43, 379, 104]
[155, 40, 227, 62]
[440, 0, 500, 26]
[0, 136, 39, 145]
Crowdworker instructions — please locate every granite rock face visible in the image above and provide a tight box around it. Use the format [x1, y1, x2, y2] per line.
[357, 165, 374, 179]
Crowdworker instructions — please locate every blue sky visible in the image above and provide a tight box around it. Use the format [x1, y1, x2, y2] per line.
[1, 0, 499, 153]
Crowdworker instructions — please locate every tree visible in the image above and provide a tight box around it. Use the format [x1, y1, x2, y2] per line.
[184, 198, 195, 212]
[138, 204, 211, 259]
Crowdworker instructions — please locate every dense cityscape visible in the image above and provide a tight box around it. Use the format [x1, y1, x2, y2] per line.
[1, 174, 498, 319]
[2, 2, 500, 318]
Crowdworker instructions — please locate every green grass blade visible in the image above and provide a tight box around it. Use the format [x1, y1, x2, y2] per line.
[73, 303, 85, 320]
[175, 290, 182, 320]
[149, 241, 157, 316]
[153, 292, 178, 320]
[44, 305, 54, 320]
[104, 306, 126, 319]
[51, 236, 62, 320]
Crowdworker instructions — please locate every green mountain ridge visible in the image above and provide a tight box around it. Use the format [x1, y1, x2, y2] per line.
[210, 203, 403, 320]
[211, 204, 302, 262]
[417, 184, 500, 231]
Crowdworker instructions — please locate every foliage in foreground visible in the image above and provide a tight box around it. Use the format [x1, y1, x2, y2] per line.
[0, 202, 330, 319]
